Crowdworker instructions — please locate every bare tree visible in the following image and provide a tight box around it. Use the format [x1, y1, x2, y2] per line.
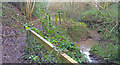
[25, 0, 35, 20]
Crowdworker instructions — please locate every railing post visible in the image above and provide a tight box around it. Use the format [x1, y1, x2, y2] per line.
[48, 14, 51, 21]
[55, 13, 57, 25]
[63, 13, 66, 23]
[59, 13, 61, 24]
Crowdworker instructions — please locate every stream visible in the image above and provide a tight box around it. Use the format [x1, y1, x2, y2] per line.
[77, 30, 102, 63]
[78, 39, 99, 63]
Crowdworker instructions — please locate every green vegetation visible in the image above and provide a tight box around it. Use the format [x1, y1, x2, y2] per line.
[91, 43, 120, 64]
[80, 3, 118, 43]
[56, 22, 89, 42]
[24, 18, 88, 63]
[67, 22, 89, 42]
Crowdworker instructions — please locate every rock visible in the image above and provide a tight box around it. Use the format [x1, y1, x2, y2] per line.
[89, 55, 93, 57]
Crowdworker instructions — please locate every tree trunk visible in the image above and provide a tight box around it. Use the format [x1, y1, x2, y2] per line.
[26, 0, 35, 20]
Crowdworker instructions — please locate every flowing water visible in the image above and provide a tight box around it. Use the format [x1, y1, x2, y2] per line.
[78, 39, 99, 63]
[77, 30, 102, 63]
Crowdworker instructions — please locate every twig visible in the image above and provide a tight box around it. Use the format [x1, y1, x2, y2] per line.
[110, 21, 118, 33]
[29, 19, 41, 24]
[92, 0, 108, 22]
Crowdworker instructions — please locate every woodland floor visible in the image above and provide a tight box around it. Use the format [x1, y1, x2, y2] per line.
[2, 3, 27, 63]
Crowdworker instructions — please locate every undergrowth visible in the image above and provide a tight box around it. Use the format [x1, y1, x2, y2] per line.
[56, 21, 89, 42]
[23, 18, 88, 63]
[91, 43, 120, 64]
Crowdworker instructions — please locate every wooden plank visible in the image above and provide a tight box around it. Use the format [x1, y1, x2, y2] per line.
[60, 53, 78, 63]
[63, 13, 66, 22]
[26, 28, 78, 64]
[28, 29, 55, 51]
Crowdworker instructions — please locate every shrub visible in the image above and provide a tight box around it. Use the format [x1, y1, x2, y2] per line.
[90, 43, 120, 64]
[66, 22, 89, 42]
[55, 20, 89, 42]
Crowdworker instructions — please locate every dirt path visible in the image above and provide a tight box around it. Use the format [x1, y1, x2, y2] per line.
[2, 26, 26, 63]
[2, 3, 27, 63]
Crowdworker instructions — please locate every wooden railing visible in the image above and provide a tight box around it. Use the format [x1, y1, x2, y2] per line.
[25, 27, 79, 64]
[29, 13, 66, 26]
